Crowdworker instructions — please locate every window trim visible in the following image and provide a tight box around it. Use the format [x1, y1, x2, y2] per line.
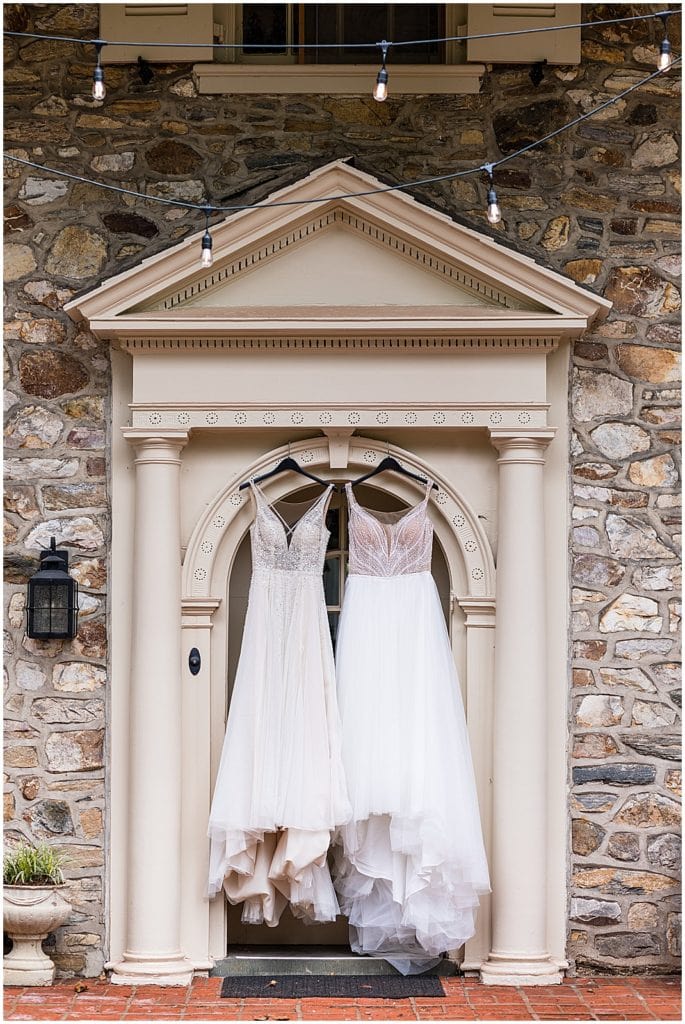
[199, 3, 485, 94]
[193, 62, 485, 94]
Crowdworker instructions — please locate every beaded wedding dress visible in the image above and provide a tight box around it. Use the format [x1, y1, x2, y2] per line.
[207, 482, 351, 926]
[333, 481, 490, 974]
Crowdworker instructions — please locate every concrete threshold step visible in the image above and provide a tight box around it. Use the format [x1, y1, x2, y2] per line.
[211, 947, 459, 977]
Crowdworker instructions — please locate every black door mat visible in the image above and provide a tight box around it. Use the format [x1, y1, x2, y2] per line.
[220, 974, 445, 999]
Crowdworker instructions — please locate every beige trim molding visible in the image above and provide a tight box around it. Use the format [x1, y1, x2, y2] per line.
[129, 403, 550, 432]
[64, 161, 612, 333]
[181, 599, 222, 629]
[109, 330, 568, 348]
[193, 63, 487, 96]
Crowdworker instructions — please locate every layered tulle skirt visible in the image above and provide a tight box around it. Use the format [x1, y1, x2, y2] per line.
[333, 571, 490, 974]
[208, 568, 351, 924]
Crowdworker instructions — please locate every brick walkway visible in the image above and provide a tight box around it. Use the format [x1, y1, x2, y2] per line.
[3, 976, 681, 1022]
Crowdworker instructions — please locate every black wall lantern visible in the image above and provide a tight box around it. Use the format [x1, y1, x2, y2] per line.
[26, 537, 79, 640]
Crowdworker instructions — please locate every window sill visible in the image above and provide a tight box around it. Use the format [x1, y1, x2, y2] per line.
[192, 63, 486, 95]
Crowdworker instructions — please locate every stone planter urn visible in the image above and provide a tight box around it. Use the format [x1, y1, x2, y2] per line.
[3, 885, 72, 986]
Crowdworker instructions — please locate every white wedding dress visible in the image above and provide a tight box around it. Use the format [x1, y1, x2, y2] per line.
[333, 481, 490, 974]
[207, 482, 351, 926]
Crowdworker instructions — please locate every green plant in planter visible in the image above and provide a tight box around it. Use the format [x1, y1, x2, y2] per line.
[3, 842, 66, 886]
[3, 842, 72, 986]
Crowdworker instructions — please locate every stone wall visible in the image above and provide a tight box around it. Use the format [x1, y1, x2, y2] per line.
[3, 3, 681, 976]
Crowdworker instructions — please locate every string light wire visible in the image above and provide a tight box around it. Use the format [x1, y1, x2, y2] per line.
[5, 57, 679, 221]
[3, 9, 680, 52]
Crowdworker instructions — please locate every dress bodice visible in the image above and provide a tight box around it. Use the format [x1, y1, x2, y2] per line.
[346, 482, 433, 578]
[250, 482, 333, 575]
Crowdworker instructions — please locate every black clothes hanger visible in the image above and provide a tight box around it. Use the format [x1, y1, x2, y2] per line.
[239, 455, 336, 491]
[350, 455, 438, 489]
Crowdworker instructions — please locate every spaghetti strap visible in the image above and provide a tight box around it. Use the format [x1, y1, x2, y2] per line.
[248, 478, 265, 510]
[319, 482, 335, 520]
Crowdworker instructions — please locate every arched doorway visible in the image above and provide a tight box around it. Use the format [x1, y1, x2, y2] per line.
[180, 436, 495, 967]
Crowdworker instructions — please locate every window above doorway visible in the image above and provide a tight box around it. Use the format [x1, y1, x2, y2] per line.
[220, 4, 444, 65]
[99, 3, 581, 95]
[201, 3, 484, 94]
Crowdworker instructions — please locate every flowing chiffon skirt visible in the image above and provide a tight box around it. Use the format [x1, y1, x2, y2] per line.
[333, 571, 490, 973]
[208, 566, 351, 925]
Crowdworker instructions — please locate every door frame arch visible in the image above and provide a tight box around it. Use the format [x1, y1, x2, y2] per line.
[182, 435, 494, 601]
[180, 435, 496, 969]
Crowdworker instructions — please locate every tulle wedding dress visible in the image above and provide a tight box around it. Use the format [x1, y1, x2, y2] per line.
[333, 481, 490, 974]
[207, 482, 351, 926]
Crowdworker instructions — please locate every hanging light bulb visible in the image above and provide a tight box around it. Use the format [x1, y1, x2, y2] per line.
[657, 14, 673, 72]
[487, 188, 501, 225]
[658, 38, 672, 71]
[373, 41, 389, 102]
[92, 43, 105, 101]
[373, 67, 388, 102]
[201, 228, 213, 268]
[200, 212, 213, 268]
[484, 166, 501, 225]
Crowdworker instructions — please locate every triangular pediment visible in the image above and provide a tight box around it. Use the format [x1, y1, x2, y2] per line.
[65, 159, 611, 336]
[134, 212, 538, 315]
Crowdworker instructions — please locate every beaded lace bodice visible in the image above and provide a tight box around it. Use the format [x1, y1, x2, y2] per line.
[250, 482, 333, 575]
[346, 482, 433, 578]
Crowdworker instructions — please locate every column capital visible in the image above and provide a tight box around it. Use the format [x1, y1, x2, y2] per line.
[181, 598, 222, 629]
[122, 428, 189, 463]
[456, 596, 496, 627]
[489, 428, 556, 463]
[489, 428, 556, 449]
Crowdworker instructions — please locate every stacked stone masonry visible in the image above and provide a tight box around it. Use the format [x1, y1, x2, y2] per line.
[3, 3, 681, 977]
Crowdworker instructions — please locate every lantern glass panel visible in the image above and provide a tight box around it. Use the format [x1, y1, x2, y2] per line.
[28, 578, 77, 638]
[52, 583, 69, 635]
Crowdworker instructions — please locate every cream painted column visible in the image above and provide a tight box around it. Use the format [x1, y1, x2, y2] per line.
[111, 430, 194, 986]
[480, 430, 562, 987]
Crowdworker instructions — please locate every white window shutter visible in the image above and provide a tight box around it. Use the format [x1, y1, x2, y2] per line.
[466, 3, 581, 65]
[99, 3, 214, 63]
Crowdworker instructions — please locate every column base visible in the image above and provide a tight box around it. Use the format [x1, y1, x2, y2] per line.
[480, 953, 563, 987]
[110, 950, 194, 986]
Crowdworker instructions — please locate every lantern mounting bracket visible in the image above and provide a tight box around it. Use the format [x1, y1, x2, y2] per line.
[39, 536, 69, 572]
